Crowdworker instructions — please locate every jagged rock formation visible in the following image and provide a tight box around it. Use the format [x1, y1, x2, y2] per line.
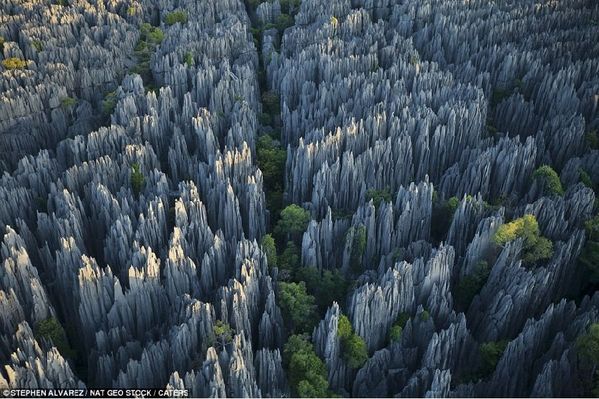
[1, 0, 598, 397]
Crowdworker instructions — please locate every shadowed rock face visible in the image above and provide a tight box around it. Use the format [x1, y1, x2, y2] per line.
[0, 0, 598, 397]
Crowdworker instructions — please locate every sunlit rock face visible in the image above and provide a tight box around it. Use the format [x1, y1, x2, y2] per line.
[1, 0, 598, 397]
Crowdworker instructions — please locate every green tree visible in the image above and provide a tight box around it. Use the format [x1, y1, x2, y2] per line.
[479, 340, 508, 377]
[348, 225, 367, 274]
[60, 97, 76, 108]
[256, 134, 286, 192]
[295, 267, 348, 312]
[2, 57, 27, 70]
[140, 23, 164, 45]
[577, 323, 599, 396]
[279, 241, 300, 275]
[35, 317, 76, 359]
[587, 130, 599, 150]
[431, 196, 459, 242]
[261, 234, 277, 268]
[184, 52, 194, 67]
[130, 163, 145, 196]
[102, 91, 117, 115]
[262, 90, 281, 115]
[275, 204, 311, 242]
[533, 165, 564, 196]
[284, 335, 330, 397]
[165, 10, 188, 25]
[580, 169, 594, 190]
[454, 261, 490, 311]
[494, 214, 553, 266]
[337, 315, 368, 369]
[279, 281, 317, 333]
[275, 14, 294, 31]
[579, 215, 599, 284]
[389, 312, 410, 343]
[366, 187, 392, 208]
[213, 320, 233, 348]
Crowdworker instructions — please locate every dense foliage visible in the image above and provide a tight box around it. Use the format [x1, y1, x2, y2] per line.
[284, 335, 331, 397]
[533, 165, 564, 196]
[493, 215, 553, 266]
[34, 318, 76, 359]
[279, 281, 317, 333]
[337, 315, 368, 369]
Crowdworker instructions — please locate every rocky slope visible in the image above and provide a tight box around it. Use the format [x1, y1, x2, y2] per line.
[1, 0, 598, 397]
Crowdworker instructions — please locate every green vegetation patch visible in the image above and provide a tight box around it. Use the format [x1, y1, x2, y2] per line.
[130, 163, 145, 196]
[2, 57, 27, 70]
[284, 334, 331, 397]
[493, 214, 553, 266]
[35, 317, 76, 359]
[337, 315, 368, 369]
[533, 165, 564, 196]
[165, 10, 188, 26]
[279, 281, 317, 333]
[454, 261, 490, 311]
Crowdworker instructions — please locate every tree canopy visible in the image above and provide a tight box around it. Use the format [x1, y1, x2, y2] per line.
[130, 163, 145, 196]
[275, 204, 311, 242]
[533, 165, 564, 196]
[337, 315, 368, 369]
[284, 334, 331, 397]
[279, 281, 317, 333]
[35, 317, 76, 359]
[493, 214, 553, 266]
[261, 234, 277, 268]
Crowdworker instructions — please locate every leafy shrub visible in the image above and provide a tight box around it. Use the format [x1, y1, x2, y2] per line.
[330, 16, 339, 28]
[279, 241, 300, 274]
[586, 130, 599, 150]
[261, 90, 281, 115]
[275, 204, 310, 242]
[479, 340, 508, 377]
[490, 87, 510, 107]
[420, 310, 430, 321]
[130, 163, 145, 196]
[35, 318, 76, 358]
[184, 51, 194, 67]
[389, 312, 410, 343]
[32, 40, 43, 51]
[60, 97, 76, 108]
[165, 10, 188, 25]
[579, 169, 594, 190]
[2, 57, 27, 70]
[279, 281, 317, 333]
[213, 320, 233, 347]
[295, 267, 348, 312]
[284, 335, 331, 397]
[577, 323, 599, 363]
[579, 215, 599, 283]
[256, 134, 286, 190]
[366, 187, 392, 208]
[261, 234, 277, 268]
[348, 225, 367, 274]
[454, 261, 490, 311]
[431, 196, 459, 242]
[280, 0, 301, 14]
[275, 14, 294, 31]
[493, 214, 553, 266]
[140, 23, 164, 45]
[258, 112, 272, 126]
[533, 165, 564, 196]
[102, 91, 117, 115]
[577, 323, 599, 396]
[337, 315, 368, 369]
